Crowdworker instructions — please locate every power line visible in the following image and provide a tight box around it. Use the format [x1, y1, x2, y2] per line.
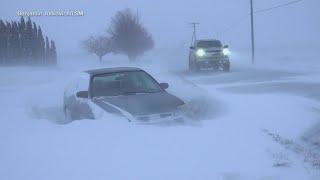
[254, 0, 303, 14]
[250, 0, 303, 64]
[218, 0, 304, 34]
[222, 15, 250, 33]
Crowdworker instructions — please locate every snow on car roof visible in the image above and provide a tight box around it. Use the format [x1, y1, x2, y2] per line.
[85, 67, 142, 76]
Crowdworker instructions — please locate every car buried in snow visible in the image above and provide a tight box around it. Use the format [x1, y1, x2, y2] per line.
[63, 67, 185, 123]
[189, 39, 230, 72]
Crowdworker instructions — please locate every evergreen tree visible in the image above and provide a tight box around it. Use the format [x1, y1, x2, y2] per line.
[37, 27, 45, 63]
[25, 17, 33, 63]
[11, 21, 20, 62]
[19, 17, 26, 61]
[6, 21, 13, 63]
[31, 22, 38, 62]
[50, 40, 57, 64]
[0, 20, 7, 64]
[19, 16, 25, 32]
[45, 36, 50, 64]
[0, 17, 57, 66]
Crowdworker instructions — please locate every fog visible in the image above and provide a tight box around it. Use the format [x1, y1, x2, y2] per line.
[2, 0, 320, 57]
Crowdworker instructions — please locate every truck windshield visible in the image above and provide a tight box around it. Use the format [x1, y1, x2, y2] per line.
[197, 41, 222, 48]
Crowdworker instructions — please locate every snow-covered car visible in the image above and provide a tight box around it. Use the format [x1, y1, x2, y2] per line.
[189, 39, 230, 72]
[63, 67, 185, 123]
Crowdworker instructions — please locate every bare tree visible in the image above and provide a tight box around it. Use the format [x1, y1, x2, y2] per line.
[107, 8, 154, 62]
[82, 36, 112, 62]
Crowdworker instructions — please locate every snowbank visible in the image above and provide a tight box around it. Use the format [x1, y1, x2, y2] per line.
[0, 55, 319, 180]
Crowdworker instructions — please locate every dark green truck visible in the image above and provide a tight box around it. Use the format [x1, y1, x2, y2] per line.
[189, 39, 230, 72]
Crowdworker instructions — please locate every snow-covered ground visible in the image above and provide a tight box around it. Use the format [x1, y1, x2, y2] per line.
[0, 52, 320, 180]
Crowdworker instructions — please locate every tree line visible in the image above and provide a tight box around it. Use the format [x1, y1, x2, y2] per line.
[0, 17, 57, 65]
[83, 8, 154, 62]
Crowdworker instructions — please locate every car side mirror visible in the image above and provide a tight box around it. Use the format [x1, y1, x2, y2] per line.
[76, 91, 89, 98]
[223, 45, 229, 49]
[190, 46, 195, 50]
[159, 83, 169, 90]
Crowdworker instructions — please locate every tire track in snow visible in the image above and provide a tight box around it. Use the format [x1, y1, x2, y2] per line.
[263, 129, 320, 174]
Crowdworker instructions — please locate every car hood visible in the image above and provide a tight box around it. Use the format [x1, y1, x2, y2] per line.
[93, 91, 184, 116]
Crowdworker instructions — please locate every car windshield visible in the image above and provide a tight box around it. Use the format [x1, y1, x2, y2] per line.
[91, 70, 163, 97]
[197, 41, 222, 48]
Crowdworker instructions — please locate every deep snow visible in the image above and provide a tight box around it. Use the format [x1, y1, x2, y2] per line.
[0, 52, 320, 180]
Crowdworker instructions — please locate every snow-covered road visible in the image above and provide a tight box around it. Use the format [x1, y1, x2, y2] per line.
[0, 58, 319, 180]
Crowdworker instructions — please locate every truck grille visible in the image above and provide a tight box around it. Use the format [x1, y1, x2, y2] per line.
[205, 50, 222, 53]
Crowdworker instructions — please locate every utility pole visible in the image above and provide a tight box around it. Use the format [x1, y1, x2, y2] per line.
[189, 22, 199, 46]
[250, 0, 255, 64]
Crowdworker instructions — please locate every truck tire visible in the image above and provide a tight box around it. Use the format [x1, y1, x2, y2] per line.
[188, 61, 193, 71]
[194, 63, 200, 72]
[223, 63, 230, 72]
[190, 62, 200, 72]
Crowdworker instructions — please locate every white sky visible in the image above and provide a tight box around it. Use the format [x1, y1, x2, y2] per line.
[1, 0, 319, 56]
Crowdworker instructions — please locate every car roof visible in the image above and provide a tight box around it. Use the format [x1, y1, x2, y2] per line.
[85, 67, 142, 76]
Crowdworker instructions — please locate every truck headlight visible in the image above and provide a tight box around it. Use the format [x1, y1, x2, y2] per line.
[223, 48, 230, 56]
[196, 49, 205, 57]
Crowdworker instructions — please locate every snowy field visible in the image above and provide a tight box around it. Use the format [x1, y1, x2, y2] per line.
[0, 52, 320, 180]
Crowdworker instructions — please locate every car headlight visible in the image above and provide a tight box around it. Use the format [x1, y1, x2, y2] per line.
[223, 48, 230, 56]
[196, 49, 205, 57]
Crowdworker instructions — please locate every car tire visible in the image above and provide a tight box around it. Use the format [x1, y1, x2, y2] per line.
[64, 106, 74, 124]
